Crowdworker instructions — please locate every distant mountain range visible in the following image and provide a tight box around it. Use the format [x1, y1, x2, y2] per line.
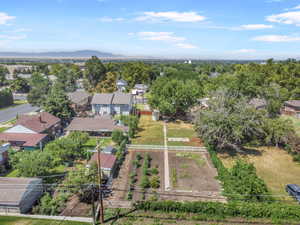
[0, 50, 122, 58]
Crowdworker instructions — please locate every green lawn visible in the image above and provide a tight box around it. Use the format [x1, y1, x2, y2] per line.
[0, 216, 89, 225]
[167, 121, 201, 147]
[218, 147, 300, 202]
[282, 115, 300, 137]
[0, 127, 8, 133]
[132, 115, 164, 145]
[82, 137, 113, 151]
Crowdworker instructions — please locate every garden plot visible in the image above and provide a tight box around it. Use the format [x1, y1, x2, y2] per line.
[168, 152, 221, 194]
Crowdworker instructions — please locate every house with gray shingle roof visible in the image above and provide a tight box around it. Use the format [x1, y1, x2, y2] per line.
[91, 93, 132, 116]
[0, 177, 43, 213]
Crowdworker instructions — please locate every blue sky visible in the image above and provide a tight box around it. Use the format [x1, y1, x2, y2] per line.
[1, 0, 300, 59]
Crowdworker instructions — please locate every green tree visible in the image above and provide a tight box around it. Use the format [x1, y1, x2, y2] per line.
[195, 89, 266, 151]
[27, 72, 51, 106]
[149, 77, 199, 117]
[9, 77, 30, 93]
[0, 66, 8, 86]
[112, 129, 126, 145]
[84, 56, 106, 89]
[11, 151, 54, 177]
[43, 83, 75, 120]
[121, 62, 155, 88]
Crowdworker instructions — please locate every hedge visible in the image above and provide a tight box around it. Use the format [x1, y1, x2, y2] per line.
[207, 145, 273, 202]
[135, 200, 300, 220]
[0, 88, 13, 108]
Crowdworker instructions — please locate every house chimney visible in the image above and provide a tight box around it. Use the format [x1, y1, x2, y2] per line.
[39, 114, 42, 123]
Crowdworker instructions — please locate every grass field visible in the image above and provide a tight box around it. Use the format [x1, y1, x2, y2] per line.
[167, 120, 201, 146]
[132, 115, 164, 145]
[218, 147, 300, 201]
[0, 216, 89, 225]
[282, 115, 300, 137]
[82, 137, 113, 151]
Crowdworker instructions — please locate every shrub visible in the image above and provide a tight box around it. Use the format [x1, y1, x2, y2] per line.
[112, 129, 127, 145]
[150, 176, 160, 189]
[135, 201, 300, 221]
[140, 176, 150, 189]
[149, 167, 159, 175]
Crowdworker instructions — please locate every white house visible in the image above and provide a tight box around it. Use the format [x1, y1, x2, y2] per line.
[116, 79, 128, 92]
[91, 93, 133, 116]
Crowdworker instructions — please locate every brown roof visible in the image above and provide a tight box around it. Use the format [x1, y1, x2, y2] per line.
[16, 112, 61, 133]
[68, 90, 90, 106]
[66, 117, 128, 132]
[0, 177, 42, 206]
[89, 153, 117, 169]
[0, 133, 47, 147]
[285, 100, 300, 109]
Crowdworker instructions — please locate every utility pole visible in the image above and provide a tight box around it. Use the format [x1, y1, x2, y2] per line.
[96, 140, 105, 224]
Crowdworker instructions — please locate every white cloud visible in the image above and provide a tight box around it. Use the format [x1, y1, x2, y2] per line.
[137, 32, 186, 42]
[135, 11, 206, 23]
[0, 34, 27, 40]
[0, 12, 15, 25]
[235, 24, 273, 30]
[253, 35, 300, 42]
[266, 11, 300, 26]
[98, 17, 125, 22]
[234, 49, 257, 53]
[293, 5, 300, 10]
[176, 43, 198, 49]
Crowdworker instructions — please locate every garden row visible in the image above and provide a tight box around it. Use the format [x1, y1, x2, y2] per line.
[127, 153, 160, 201]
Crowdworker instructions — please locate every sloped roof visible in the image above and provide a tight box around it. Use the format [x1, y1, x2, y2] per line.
[91, 93, 114, 105]
[112, 93, 132, 105]
[285, 100, 300, 108]
[134, 84, 148, 90]
[89, 153, 117, 169]
[66, 117, 128, 132]
[116, 79, 128, 86]
[249, 98, 267, 109]
[16, 112, 60, 133]
[68, 90, 90, 106]
[0, 133, 47, 147]
[0, 177, 42, 206]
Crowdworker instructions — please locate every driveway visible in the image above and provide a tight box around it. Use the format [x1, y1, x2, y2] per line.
[0, 104, 39, 123]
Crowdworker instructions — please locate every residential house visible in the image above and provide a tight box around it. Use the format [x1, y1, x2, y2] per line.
[0, 143, 10, 167]
[116, 79, 128, 92]
[88, 153, 117, 179]
[91, 93, 114, 116]
[12, 112, 62, 138]
[0, 112, 61, 150]
[68, 90, 91, 116]
[65, 116, 128, 136]
[0, 133, 47, 150]
[112, 92, 133, 115]
[132, 84, 148, 95]
[281, 100, 300, 118]
[249, 98, 267, 110]
[91, 93, 133, 116]
[0, 177, 43, 213]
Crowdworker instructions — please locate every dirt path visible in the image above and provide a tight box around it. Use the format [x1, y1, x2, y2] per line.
[163, 122, 170, 191]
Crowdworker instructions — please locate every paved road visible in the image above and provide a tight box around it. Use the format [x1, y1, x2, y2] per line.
[0, 104, 39, 123]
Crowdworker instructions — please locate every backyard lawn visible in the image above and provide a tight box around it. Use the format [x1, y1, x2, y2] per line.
[132, 115, 164, 145]
[218, 147, 300, 201]
[82, 137, 113, 151]
[167, 120, 202, 146]
[0, 216, 89, 225]
[282, 115, 300, 137]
